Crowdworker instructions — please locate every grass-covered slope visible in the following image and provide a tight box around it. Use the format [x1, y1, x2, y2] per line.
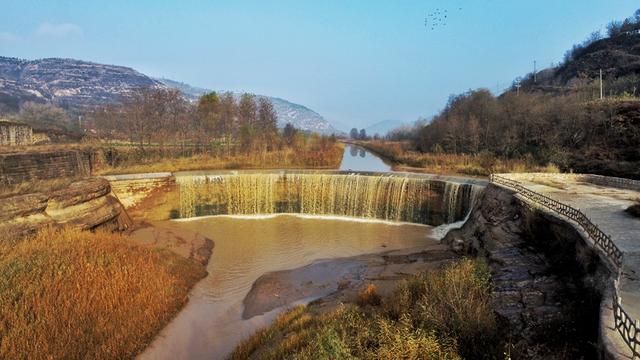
[230, 259, 500, 360]
[0, 227, 206, 359]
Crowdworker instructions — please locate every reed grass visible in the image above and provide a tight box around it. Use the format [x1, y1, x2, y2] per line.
[0, 227, 205, 359]
[229, 259, 498, 360]
[96, 145, 344, 175]
[0, 177, 80, 198]
[358, 141, 560, 176]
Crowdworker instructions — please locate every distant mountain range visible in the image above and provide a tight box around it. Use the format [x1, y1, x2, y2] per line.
[365, 120, 409, 136]
[0, 56, 340, 135]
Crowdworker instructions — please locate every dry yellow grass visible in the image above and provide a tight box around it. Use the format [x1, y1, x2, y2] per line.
[230, 259, 497, 360]
[0, 227, 205, 360]
[387, 258, 497, 358]
[96, 145, 344, 175]
[0, 177, 79, 198]
[357, 140, 560, 177]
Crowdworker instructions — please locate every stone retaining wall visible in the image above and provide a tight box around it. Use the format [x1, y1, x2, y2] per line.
[446, 184, 611, 358]
[0, 150, 93, 185]
[502, 172, 640, 192]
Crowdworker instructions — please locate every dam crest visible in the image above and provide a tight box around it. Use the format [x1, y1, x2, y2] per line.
[175, 171, 484, 225]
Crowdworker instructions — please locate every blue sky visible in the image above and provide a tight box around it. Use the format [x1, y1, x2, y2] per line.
[1, 0, 638, 129]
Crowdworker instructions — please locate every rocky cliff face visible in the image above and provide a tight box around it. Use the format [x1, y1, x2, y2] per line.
[0, 177, 131, 241]
[446, 185, 611, 358]
[0, 57, 165, 110]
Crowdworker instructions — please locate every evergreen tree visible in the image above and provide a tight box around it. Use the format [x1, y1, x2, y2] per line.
[197, 92, 221, 138]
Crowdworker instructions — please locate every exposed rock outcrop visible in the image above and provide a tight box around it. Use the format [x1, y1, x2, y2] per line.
[0, 56, 164, 110]
[0, 177, 131, 241]
[445, 184, 611, 358]
[626, 204, 640, 218]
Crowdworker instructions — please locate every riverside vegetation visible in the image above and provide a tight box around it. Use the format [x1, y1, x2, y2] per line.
[1, 89, 344, 176]
[230, 259, 501, 360]
[0, 227, 205, 359]
[371, 9, 640, 179]
[93, 137, 343, 175]
[353, 140, 559, 176]
[89, 90, 343, 173]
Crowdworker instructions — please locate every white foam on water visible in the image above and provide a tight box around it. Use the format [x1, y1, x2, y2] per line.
[173, 212, 431, 228]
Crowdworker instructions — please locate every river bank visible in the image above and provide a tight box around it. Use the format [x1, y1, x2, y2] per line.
[348, 140, 560, 177]
[242, 242, 458, 319]
[137, 214, 440, 359]
[231, 258, 498, 360]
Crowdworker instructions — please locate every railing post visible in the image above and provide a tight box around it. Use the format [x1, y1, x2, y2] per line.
[635, 320, 639, 359]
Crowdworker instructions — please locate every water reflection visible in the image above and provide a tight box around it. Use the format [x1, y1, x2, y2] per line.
[339, 144, 391, 172]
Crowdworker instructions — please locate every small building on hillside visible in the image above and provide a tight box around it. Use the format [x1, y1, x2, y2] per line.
[0, 120, 33, 146]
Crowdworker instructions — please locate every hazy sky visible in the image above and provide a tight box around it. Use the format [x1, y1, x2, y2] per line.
[1, 0, 638, 129]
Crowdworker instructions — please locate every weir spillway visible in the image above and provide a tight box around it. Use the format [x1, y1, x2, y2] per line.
[175, 171, 485, 225]
[106, 169, 487, 359]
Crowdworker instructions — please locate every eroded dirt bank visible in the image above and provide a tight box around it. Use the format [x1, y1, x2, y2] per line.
[445, 184, 611, 359]
[243, 242, 458, 319]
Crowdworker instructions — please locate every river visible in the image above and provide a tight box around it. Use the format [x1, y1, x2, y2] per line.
[339, 143, 392, 172]
[137, 145, 460, 360]
[138, 215, 435, 359]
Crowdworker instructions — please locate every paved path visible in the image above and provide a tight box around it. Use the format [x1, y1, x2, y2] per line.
[502, 174, 640, 358]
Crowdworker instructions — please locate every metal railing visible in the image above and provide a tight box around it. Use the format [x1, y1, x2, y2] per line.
[614, 279, 640, 358]
[490, 173, 639, 358]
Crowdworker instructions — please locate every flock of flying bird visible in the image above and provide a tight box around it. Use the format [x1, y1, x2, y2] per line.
[424, 7, 462, 31]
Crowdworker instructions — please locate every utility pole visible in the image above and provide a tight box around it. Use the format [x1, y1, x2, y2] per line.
[534, 60, 537, 83]
[600, 69, 603, 100]
[515, 83, 521, 96]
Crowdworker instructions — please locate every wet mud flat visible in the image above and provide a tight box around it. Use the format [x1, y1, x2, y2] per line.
[243, 242, 459, 319]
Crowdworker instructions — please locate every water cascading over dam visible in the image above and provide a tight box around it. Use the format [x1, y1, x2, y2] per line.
[176, 172, 482, 225]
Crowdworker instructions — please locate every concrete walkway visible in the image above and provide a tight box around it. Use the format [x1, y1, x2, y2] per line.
[499, 174, 640, 359]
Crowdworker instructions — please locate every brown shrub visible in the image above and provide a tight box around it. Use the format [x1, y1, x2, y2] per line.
[357, 284, 382, 306]
[627, 201, 640, 218]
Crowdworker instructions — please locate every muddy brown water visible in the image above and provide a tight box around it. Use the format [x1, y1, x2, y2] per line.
[138, 214, 438, 360]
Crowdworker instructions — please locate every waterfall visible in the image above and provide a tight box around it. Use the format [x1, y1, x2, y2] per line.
[433, 184, 483, 239]
[443, 182, 460, 223]
[176, 173, 481, 225]
[442, 182, 485, 223]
